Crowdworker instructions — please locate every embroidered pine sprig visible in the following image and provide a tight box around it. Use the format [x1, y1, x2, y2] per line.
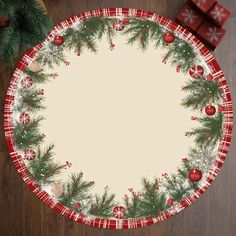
[59, 173, 94, 211]
[15, 88, 45, 113]
[188, 112, 223, 148]
[138, 178, 167, 217]
[123, 18, 195, 73]
[182, 78, 221, 110]
[36, 43, 66, 68]
[28, 145, 66, 186]
[124, 190, 142, 218]
[88, 189, 116, 218]
[14, 117, 44, 150]
[123, 18, 164, 50]
[25, 69, 49, 84]
[163, 174, 191, 202]
[166, 39, 195, 73]
[64, 17, 116, 55]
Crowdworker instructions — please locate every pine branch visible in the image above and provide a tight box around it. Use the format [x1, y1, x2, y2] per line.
[89, 190, 116, 218]
[15, 88, 45, 113]
[0, 24, 21, 64]
[14, 116, 44, 150]
[189, 112, 223, 148]
[182, 78, 221, 110]
[20, 0, 52, 37]
[123, 18, 195, 72]
[0, 0, 52, 63]
[178, 159, 198, 189]
[163, 174, 191, 202]
[64, 17, 116, 55]
[124, 191, 141, 218]
[28, 145, 65, 186]
[25, 69, 49, 84]
[167, 39, 195, 73]
[0, 1, 15, 17]
[59, 173, 94, 211]
[123, 18, 162, 50]
[139, 178, 167, 217]
[36, 43, 66, 68]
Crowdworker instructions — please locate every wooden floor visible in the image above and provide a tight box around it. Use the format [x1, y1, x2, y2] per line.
[0, 0, 236, 235]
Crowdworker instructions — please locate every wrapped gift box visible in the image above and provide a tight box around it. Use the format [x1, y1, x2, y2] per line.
[176, 2, 204, 33]
[191, 0, 216, 14]
[208, 2, 231, 26]
[197, 21, 225, 50]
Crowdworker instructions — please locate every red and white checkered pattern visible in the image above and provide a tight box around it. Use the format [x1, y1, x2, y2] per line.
[3, 8, 233, 229]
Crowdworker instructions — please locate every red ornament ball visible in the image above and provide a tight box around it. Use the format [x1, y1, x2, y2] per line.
[205, 105, 216, 116]
[21, 76, 33, 89]
[188, 168, 202, 182]
[167, 199, 174, 206]
[54, 36, 64, 46]
[123, 18, 130, 24]
[113, 206, 126, 219]
[74, 202, 81, 209]
[163, 32, 175, 44]
[19, 113, 30, 124]
[24, 149, 36, 161]
[189, 65, 204, 79]
[113, 20, 125, 31]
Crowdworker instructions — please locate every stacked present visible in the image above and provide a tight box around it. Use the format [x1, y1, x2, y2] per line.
[176, 0, 231, 50]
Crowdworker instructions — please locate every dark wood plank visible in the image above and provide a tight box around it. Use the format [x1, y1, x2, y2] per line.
[0, 152, 24, 236]
[42, 204, 64, 236]
[23, 185, 43, 236]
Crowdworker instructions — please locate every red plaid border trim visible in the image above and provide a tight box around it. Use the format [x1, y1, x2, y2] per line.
[4, 8, 233, 229]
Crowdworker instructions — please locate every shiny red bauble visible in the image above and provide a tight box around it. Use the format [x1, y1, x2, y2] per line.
[205, 105, 216, 116]
[188, 168, 202, 182]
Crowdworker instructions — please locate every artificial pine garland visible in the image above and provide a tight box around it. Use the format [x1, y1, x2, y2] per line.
[0, 0, 52, 63]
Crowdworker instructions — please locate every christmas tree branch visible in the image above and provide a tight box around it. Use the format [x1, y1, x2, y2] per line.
[0, 0, 52, 63]
[88, 189, 116, 218]
[0, 24, 21, 64]
[28, 145, 66, 186]
[14, 116, 44, 150]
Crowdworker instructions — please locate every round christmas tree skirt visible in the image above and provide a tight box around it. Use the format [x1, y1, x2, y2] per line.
[4, 8, 233, 229]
